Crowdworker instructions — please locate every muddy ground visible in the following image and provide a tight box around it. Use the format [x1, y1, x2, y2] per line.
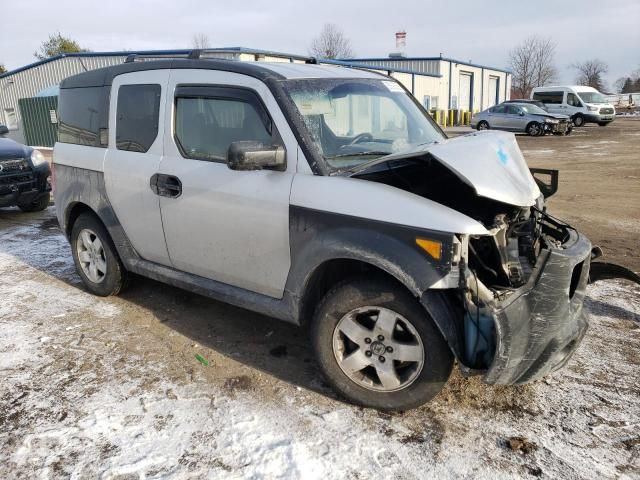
[0, 119, 639, 479]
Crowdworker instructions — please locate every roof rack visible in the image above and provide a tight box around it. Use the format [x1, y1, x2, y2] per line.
[124, 47, 314, 64]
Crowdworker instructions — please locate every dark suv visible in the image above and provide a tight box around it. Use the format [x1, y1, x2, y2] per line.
[0, 125, 51, 212]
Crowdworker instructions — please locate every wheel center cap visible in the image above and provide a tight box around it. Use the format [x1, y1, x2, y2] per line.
[370, 341, 386, 356]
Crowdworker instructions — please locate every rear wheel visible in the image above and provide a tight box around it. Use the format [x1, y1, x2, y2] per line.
[311, 276, 453, 411]
[17, 192, 50, 212]
[572, 114, 585, 127]
[70, 213, 128, 296]
[526, 122, 543, 136]
[477, 120, 489, 131]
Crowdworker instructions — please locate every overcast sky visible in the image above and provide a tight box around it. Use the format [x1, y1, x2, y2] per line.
[1, 0, 638, 88]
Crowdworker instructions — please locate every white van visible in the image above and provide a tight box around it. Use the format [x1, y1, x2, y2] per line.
[531, 86, 615, 127]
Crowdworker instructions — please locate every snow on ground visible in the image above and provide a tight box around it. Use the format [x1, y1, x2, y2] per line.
[1, 208, 639, 479]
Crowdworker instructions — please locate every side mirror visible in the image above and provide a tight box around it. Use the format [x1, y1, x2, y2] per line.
[227, 141, 286, 171]
[0, 125, 9, 136]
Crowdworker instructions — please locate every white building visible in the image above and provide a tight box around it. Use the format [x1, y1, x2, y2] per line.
[0, 48, 510, 146]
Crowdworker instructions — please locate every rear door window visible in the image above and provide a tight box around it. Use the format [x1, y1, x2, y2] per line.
[58, 86, 109, 147]
[116, 84, 161, 153]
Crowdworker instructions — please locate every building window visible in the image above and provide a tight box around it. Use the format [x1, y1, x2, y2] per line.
[116, 84, 161, 153]
[3, 108, 18, 130]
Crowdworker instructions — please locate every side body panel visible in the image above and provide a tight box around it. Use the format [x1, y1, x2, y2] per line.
[103, 70, 171, 265]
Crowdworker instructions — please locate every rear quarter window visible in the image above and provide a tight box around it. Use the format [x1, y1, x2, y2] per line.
[57, 87, 109, 147]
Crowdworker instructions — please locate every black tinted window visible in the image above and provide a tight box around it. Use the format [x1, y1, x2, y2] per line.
[116, 84, 161, 153]
[533, 91, 563, 104]
[175, 96, 272, 162]
[58, 87, 109, 147]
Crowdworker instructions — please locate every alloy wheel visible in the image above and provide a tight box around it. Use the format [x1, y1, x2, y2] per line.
[76, 228, 107, 283]
[332, 306, 425, 392]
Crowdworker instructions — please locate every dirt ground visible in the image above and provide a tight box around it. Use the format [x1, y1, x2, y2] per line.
[0, 119, 639, 479]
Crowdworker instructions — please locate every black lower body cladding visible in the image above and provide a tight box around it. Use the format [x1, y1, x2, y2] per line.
[482, 230, 592, 385]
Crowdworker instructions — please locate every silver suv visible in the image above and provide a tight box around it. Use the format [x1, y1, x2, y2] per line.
[53, 55, 592, 411]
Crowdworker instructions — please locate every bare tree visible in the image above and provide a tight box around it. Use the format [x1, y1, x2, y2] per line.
[309, 23, 354, 59]
[192, 33, 211, 49]
[508, 36, 557, 99]
[571, 59, 608, 91]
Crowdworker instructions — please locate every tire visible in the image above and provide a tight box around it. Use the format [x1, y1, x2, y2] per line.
[311, 276, 453, 411]
[17, 192, 50, 212]
[477, 121, 489, 131]
[70, 213, 129, 296]
[598, 122, 610, 126]
[526, 122, 543, 136]
[572, 114, 585, 127]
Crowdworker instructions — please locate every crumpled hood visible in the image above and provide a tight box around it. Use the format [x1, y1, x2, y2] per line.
[350, 130, 541, 207]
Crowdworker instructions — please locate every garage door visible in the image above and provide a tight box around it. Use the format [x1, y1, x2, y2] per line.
[488, 76, 500, 106]
[459, 73, 472, 111]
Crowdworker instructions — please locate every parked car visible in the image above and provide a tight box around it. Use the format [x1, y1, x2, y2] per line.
[471, 103, 572, 136]
[531, 85, 616, 127]
[53, 58, 592, 411]
[0, 125, 51, 212]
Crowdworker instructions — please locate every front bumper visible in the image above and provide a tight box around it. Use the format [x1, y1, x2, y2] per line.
[0, 162, 51, 207]
[545, 120, 572, 134]
[483, 230, 592, 385]
[584, 113, 615, 123]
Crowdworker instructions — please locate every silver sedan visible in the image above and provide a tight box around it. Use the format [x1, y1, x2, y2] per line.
[471, 103, 572, 136]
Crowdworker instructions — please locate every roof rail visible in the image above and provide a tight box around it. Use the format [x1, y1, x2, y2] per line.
[123, 48, 313, 64]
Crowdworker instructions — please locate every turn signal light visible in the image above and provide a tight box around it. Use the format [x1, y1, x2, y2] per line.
[416, 238, 442, 260]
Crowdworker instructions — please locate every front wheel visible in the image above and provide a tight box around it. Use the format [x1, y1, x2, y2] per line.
[71, 213, 129, 296]
[526, 122, 543, 136]
[311, 276, 453, 411]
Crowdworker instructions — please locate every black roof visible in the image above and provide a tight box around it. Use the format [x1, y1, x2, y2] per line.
[60, 59, 288, 89]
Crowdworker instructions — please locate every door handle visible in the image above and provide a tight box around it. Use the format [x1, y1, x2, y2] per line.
[150, 174, 182, 198]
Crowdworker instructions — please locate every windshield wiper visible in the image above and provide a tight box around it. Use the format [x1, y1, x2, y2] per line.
[326, 151, 391, 160]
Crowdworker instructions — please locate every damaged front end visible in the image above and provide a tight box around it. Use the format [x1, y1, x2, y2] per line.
[349, 131, 592, 385]
[460, 207, 591, 384]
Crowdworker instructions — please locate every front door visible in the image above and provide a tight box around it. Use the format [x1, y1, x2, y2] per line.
[156, 70, 296, 298]
[103, 70, 171, 265]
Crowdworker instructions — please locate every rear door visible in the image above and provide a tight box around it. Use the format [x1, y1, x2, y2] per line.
[103, 70, 171, 265]
[156, 69, 297, 298]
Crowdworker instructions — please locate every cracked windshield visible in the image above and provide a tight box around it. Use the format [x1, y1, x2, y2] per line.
[287, 79, 444, 171]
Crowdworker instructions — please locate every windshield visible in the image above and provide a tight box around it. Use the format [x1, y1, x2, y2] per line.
[284, 78, 444, 172]
[519, 104, 548, 115]
[577, 91, 606, 104]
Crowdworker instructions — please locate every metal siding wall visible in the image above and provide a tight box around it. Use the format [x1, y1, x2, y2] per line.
[18, 96, 58, 147]
[0, 56, 127, 144]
